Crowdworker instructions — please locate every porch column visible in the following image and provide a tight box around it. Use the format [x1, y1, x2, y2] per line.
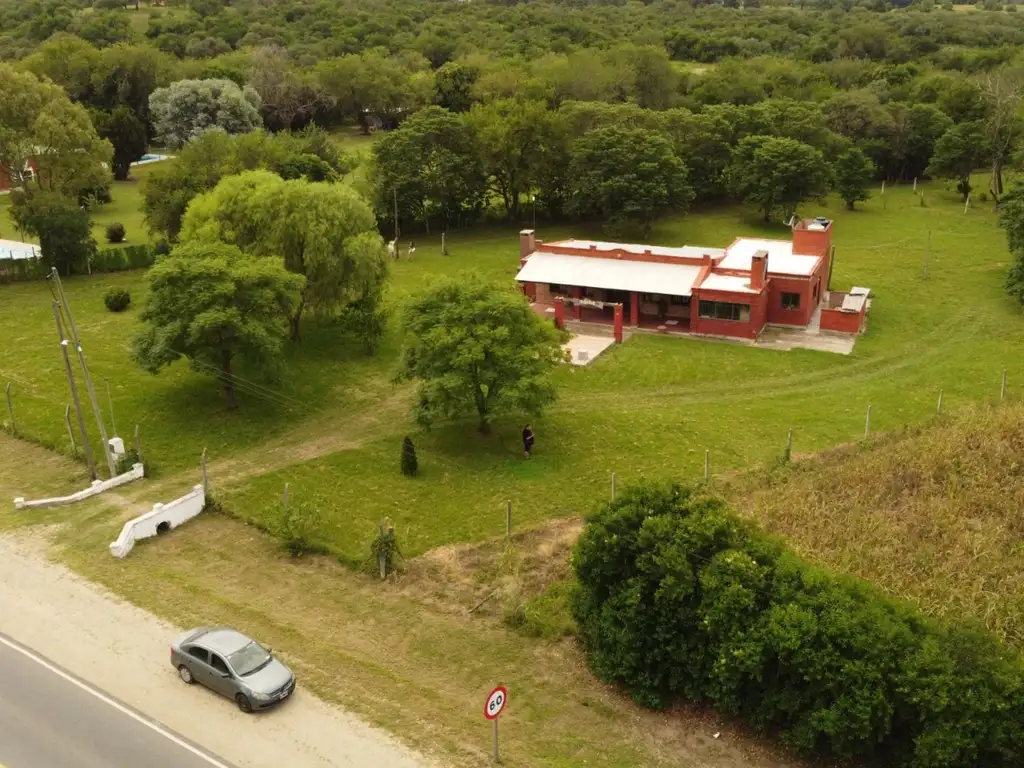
[630, 292, 639, 326]
[571, 286, 582, 320]
[613, 304, 623, 343]
[554, 300, 565, 330]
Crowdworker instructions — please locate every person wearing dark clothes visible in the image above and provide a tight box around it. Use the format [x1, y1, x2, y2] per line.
[522, 424, 535, 458]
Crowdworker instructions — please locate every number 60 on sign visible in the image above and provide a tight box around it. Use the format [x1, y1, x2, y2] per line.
[484, 686, 507, 720]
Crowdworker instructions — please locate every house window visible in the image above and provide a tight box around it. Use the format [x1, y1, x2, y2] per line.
[549, 283, 567, 294]
[698, 301, 750, 322]
[669, 295, 691, 307]
[781, 292, 801, 310]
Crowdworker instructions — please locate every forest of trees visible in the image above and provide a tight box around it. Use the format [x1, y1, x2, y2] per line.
[4, 0, 1024, 239]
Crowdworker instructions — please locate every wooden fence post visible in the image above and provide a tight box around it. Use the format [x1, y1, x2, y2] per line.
[134, 424, 142, 464]
[505, 501, 512, 539]
[704, 449, 710, 481]
[785, 428, 793, 462]
[937, 389, 943, 414]
[611, 472, 617, 501]
[201, 448, 208, 495]
[864, 405, 872, 439]
[1001, 369, 1007, 401]
[284, 482, 289, 512]
[4, 383, 13, 434]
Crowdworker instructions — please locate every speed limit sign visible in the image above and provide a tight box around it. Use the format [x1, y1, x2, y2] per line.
[484, 686, 508, 762]
[484, 685, 507, 720]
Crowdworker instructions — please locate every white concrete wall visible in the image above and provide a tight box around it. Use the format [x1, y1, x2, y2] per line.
[109, 485, 205, 559]
[13, 464, 145, 510]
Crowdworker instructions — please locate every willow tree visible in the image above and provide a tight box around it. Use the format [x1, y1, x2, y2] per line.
[180, 170, 389, 342]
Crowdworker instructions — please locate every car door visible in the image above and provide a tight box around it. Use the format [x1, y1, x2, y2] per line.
[208, 652, 238, 698]
[185, 646, 216, 690]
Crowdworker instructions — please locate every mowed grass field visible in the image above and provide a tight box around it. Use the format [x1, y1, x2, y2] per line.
[3, 174, 1023, 560]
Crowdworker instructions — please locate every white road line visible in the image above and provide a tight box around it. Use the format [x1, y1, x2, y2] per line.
[0, 634, 233, 768]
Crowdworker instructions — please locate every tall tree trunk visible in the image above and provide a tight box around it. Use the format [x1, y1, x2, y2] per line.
[290, 295, 306, 342]
[475, 386, 489, 434]
[221, 348, 237, 410]
[357, 109, 370, 136]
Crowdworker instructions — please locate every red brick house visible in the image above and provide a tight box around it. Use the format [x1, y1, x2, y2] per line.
[0, 159, 36, 192]
[515, 218, 869, 342]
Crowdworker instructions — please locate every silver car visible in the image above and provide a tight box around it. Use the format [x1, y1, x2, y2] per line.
[170, 627, 295, 713]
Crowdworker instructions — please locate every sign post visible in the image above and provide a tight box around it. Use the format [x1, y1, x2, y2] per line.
[484, 685, 508, 763]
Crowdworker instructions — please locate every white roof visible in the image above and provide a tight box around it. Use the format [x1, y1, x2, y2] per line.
[720, 238, 819, 276]
[552, 239, 726, 261]
[516, 252, 702, 297]
[0, 239, 39, 261]
[699, 273, 760, 294]
[841, 293, 867, 312]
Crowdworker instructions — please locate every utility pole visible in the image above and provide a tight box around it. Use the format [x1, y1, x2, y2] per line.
[51, 269, 115, 477]
[52, 301, 96, 480]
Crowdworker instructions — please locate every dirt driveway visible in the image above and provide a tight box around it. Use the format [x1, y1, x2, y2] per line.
[0, 530, 429, 768]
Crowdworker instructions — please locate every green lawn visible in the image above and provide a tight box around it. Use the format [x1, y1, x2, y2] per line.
[4, 175, 1022, 564]
[0, 161, 158, 248]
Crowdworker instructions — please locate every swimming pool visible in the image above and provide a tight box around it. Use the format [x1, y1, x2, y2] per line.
[132, 153, 171, 166]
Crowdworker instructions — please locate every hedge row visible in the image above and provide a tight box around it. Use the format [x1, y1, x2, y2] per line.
[570, 483, 1024, 768]
[0, 244, 155, 283]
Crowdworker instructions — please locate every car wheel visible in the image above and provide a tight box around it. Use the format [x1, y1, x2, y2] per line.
[178, 665, 194, 684]
[235, 693, 253, 714]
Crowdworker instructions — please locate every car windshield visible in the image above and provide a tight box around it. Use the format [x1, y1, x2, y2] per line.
[227, 641, 272, 676]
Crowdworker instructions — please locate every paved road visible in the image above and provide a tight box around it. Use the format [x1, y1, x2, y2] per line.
[0, 633, 235, 768]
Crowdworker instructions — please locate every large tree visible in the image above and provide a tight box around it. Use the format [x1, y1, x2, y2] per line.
[148, 78, 262, 148]
[396, 276, 565, 433]
[371, 106, 486, 232]
[92, 106, 147, 181]
[998, 183, 1024, 305]
[0, 64, 112, 198]
[180, 171, 388, 341]
[979, 66, 1024, 201]
[726, 135, 831, 223]
[465, 99, 552, 220]
[133, 242, 304, 409]
[926, 121, 990, 201]
[567, 125, 694, 237]
[833, 146, 876, 210]
[10, 191, 96, 275]
[248, 46, 323, 131]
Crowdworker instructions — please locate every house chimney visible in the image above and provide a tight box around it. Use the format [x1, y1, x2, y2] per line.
[519, 229, 537, 261]
[792, 217, 832, 259]
[750, 250, 768, 291]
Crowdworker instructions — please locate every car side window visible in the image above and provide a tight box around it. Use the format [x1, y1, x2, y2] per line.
[187, 646, 209, 664]
[210, 653, 230, 675]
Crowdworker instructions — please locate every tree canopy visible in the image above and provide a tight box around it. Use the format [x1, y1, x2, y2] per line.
[396, 276, 565, 433]
[148, 78, 262, 148]
[727, 135, 831, 223]
[180, 170, 388, 341]
[567, 125, 694, 237]
[132, 241, 305, 409]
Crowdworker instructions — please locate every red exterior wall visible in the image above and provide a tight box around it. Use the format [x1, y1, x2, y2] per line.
[820, 307, 865, 334]
[690, 288, 768, 340]
[764, 254, 827, 326]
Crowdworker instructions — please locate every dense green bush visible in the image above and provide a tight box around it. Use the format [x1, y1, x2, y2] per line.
[105, 221, 126, 243]
[571, 482, 1024, 768]
[90, 244, 154, 274]
[104, 287, 131, 312]
[400, 436, 418, 477]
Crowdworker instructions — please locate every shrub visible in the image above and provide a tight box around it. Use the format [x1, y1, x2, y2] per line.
[369, 519, 402, 578]
[571, 482, 1024, 767]
[105, 222, 126, 244]
[115, 447, 141, 475]
[91, 245, 154, 273]
[401, 436, 418, 476]
[276, 502, 323, 558]
[153, 239, 171, 257]
[104, 288, 131, 312]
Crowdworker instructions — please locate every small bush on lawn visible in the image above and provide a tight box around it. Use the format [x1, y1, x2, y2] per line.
[105, 222, 126, 244]
[115, 448, 141, 475]
[276, 502, 324, 558]
[571, 482, 1024, 768]
[104, 288, 131, 312]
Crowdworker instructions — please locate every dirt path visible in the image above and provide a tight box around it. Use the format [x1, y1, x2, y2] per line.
[0, 529, 431, 768]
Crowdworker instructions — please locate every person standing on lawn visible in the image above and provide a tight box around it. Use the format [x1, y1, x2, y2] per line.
[522, 424, 535, 458]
